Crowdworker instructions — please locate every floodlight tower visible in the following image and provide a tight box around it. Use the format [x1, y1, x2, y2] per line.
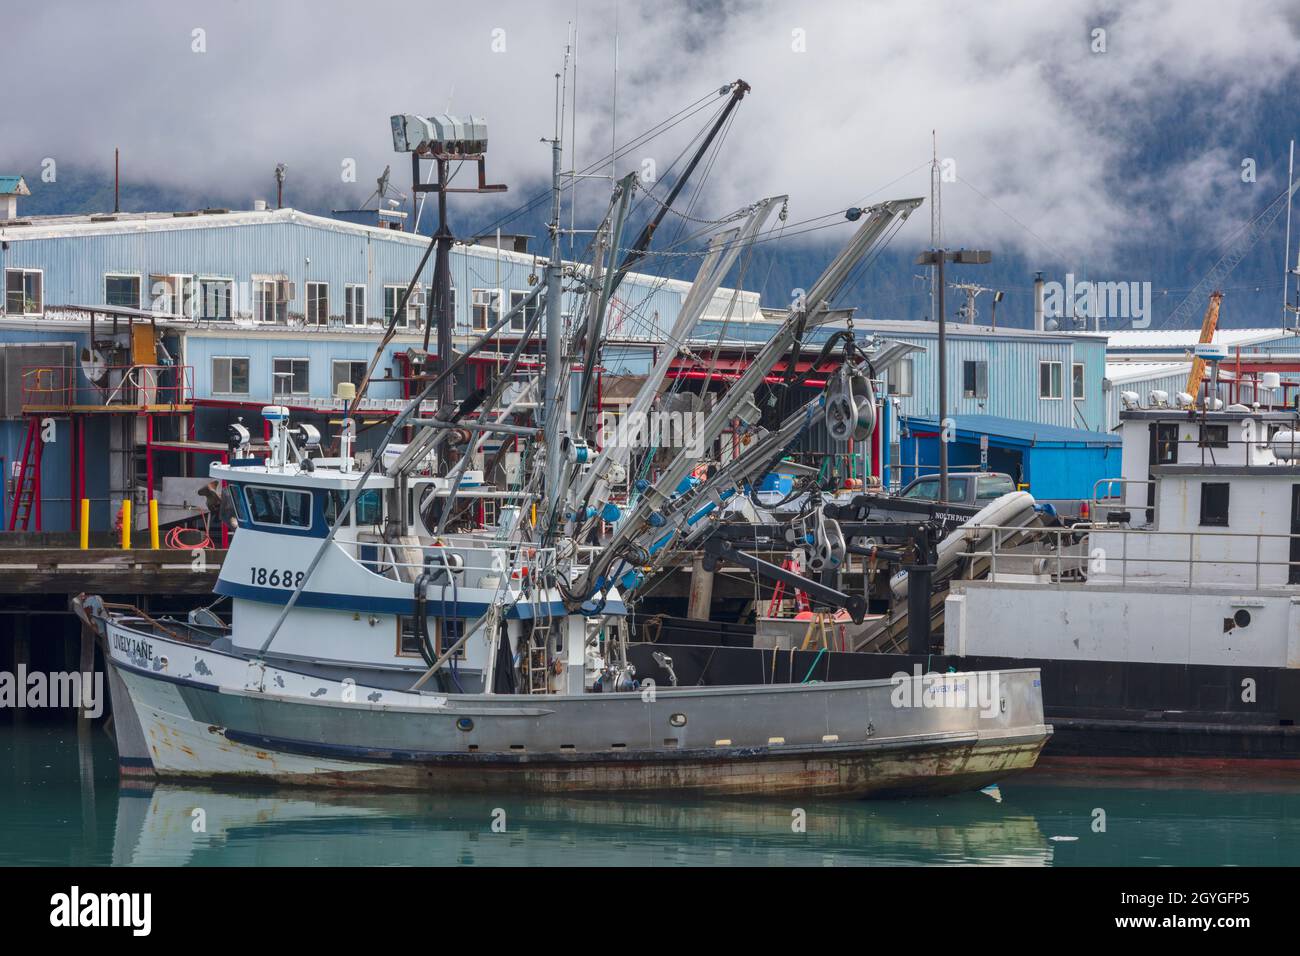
[390, 114, 506, 417]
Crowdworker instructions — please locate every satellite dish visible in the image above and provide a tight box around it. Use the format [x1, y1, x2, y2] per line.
[80, 347, 107, 384]
[1045, 318, 1060, 331]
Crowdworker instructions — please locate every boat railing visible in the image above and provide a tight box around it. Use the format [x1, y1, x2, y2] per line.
[959, 523, 1300, 591]
[345, 536, 560, 587]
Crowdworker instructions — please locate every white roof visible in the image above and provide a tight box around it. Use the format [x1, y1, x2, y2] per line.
[1091, 328, 1292, 350]
[1105, 361, 1191, 385]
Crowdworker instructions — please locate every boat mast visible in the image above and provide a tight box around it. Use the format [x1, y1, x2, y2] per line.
[541, 78, 567, 536]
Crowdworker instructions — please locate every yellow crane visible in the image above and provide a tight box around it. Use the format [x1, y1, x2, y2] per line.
[1185, 291, 1224, 399]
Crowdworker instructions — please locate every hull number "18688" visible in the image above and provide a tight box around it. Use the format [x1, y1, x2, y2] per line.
[251, 567, 306, 588]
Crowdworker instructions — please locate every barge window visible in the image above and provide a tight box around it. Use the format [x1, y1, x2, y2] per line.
[105, 274, 141, 309]
[1200, 424, 1228, 449]
[245, 486, 312, 529]
[1199, 483, 1230, 527]
[1154, 423, 1179, 464]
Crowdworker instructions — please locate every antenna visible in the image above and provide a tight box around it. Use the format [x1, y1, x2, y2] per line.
[1284, 137, 1295, 329]
[611, 1, 619, 182]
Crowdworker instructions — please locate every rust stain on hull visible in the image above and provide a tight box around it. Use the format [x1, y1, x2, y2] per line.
[145, 739, 1047, 798]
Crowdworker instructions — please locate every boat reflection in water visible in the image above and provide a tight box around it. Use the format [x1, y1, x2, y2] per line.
[111, 782, 1055, 867]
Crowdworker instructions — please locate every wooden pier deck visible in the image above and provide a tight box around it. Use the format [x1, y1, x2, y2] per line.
[0, 533, 222, 594]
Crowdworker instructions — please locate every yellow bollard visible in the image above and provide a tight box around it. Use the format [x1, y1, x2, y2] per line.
[79, 499, 89, 550]
[120, 499, 131, 550]
[149, 498, 160, 550]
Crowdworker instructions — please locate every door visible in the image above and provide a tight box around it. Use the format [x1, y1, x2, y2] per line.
[1290, 485, 1300, 584]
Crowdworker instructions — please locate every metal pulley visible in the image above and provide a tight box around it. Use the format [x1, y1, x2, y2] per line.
[825, 366, 877, 443]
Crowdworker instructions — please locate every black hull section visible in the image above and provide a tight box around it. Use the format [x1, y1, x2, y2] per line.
[627, 639, 1300, 767]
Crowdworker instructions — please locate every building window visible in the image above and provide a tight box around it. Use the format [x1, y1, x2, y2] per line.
[272, 358, 309, 397]
[1200, 423, 1229, 448]
[331, 360, 368, 395]
[961, 360, 988, 399]
[1072, 362, 1085, 401]
[252, 277, 290, 324]
[887, 358, 913, 397]
[1199, 482, 1230, 527]
[244, 486, 312, 529]
[509, 290, 535, 333]
[199, 278, 232, 320]
[471, 288, 500, 331]
[383, 284, 422, 328]
[5, 268, 43, 315]
[306, 282, 329, 325]
[1039, 361, 1063, 399]
[149, 273, 196, 317]
[105, 274, 141, 309]
[345, 284, 367, 326]
[212, 357, 250, 395]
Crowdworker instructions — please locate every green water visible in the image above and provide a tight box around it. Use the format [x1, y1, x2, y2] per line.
[2, 725, 1297, 866]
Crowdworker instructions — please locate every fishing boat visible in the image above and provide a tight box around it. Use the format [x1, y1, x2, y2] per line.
[75, 89, 1050, 797]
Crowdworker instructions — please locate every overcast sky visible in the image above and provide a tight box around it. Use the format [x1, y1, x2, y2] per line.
[9, 0, 1300, 267]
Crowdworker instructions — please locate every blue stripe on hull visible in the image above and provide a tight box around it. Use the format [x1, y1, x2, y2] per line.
[213, 579, 624, 618]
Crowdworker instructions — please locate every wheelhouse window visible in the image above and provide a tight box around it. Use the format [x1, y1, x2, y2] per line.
[1199, 482, 1230, 527]
[1154, 423, 1179, 464]
[306, 281, 329, 325]
[962, 360, 988, 399]
[5, 268, 43, 315]
[272, 358, 309, 397]
[1039, 361, 1063, 399]
[345, 284, 366, 326]
[212, 356, 250, 395]
[105, 274, 141, 309]
[199, 277, 232, 320]
[471, 288, 500, 331]
[1072, 362, 1085, 401]
[331, 360, 368, 395]
[354, 489, 382, 526]
[1200, 423, 1229, 449]
[887, 358, 913, 397]
[244, 486, 313, 529]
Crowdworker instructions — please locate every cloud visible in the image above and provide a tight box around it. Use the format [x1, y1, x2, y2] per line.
[6, 0, 1298, 267]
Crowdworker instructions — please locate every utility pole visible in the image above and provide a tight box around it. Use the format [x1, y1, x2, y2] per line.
[914, 249, 992, 502]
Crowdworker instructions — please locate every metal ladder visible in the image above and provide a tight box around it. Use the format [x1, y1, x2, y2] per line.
[7, 417, 43, 531]
[525, 569, 553, 694]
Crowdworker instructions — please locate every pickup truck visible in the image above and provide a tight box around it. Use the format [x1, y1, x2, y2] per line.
[897, 471, 1018, 507]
